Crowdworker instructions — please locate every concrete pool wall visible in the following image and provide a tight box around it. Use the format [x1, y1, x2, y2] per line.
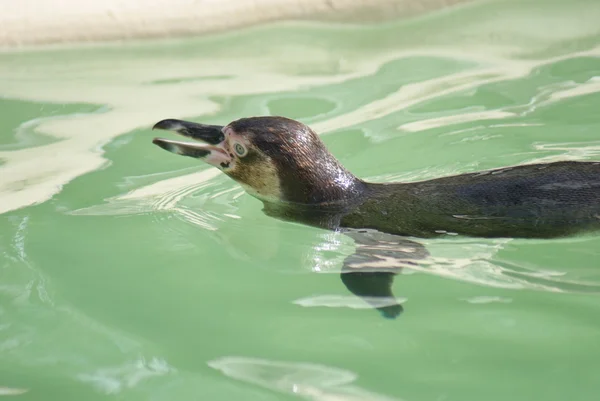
[1, 0, 474, 48]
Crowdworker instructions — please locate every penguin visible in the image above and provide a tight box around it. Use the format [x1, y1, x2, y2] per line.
[152, 116, 600, 318]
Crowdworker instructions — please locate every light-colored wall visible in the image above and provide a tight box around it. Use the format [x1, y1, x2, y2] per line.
[0, 0, 473, 48]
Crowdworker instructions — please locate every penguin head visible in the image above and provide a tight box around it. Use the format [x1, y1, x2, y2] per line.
[152, 116, 364, 205]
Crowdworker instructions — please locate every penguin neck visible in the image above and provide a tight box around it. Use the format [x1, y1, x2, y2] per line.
[259, 177, 364, 230]
[276, 159, 368, 206]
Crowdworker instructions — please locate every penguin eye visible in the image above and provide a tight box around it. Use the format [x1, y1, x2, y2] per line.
[233, 142, 247, 157]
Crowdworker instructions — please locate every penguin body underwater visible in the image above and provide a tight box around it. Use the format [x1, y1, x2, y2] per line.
[152, 116, 600, 318]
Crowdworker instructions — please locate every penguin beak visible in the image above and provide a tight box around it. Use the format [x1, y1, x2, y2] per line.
[153, 119, 224, 144]
[152, 119, 232, 169]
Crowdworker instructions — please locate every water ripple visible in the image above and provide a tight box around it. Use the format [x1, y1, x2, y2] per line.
[299, 233, 600, 295]
[293, 295, 407, 310]
[77, 357, 175, 395]
[0, 387, 28, 396]
[67, 169, 240, 233]
[208, 356, 402, 401]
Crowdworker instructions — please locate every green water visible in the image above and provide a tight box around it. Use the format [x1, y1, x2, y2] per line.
[2, 0, 600, 399]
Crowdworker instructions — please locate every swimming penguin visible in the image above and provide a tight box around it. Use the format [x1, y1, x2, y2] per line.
[152, 116, 600, 317]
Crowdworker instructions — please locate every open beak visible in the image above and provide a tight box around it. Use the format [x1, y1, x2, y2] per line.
[152, 119, 232, 169]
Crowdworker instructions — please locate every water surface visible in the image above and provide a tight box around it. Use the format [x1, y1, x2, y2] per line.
[1, 0, 600, 399]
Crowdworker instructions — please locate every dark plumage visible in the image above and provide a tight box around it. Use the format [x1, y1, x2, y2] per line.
[342, 161, 600, 238]
[152, 116, 600, 239]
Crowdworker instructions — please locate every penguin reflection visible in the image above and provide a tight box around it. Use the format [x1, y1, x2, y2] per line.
[336, 229, 428, 319]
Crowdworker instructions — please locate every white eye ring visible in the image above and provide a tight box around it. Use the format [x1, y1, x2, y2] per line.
[233, 142, 247, 157]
